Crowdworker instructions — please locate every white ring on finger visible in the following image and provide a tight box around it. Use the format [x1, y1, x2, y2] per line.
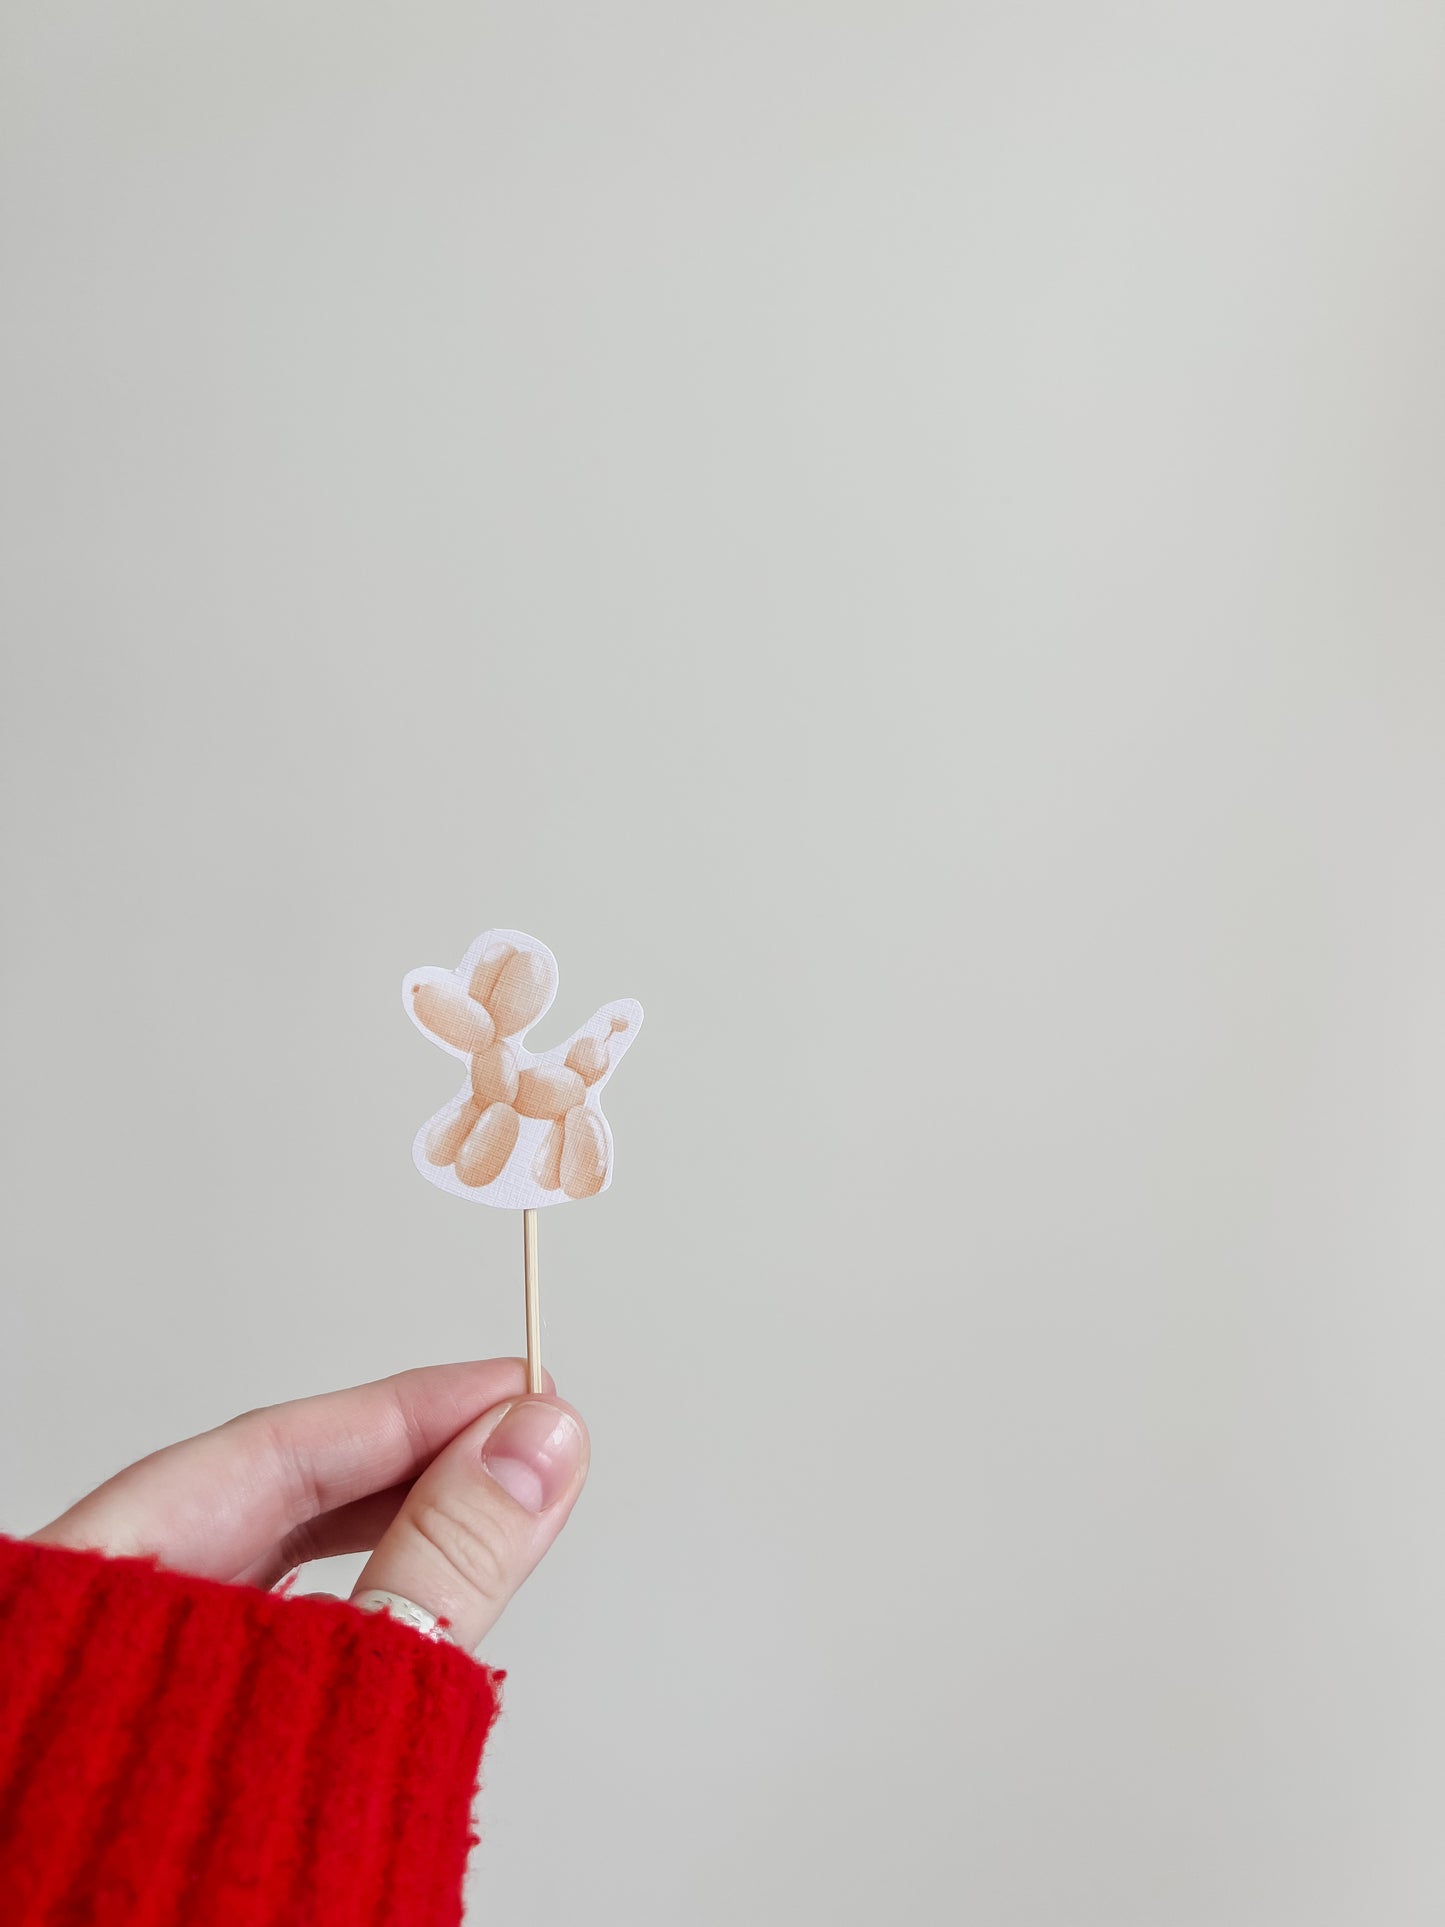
[351, 1587, 453, 1644]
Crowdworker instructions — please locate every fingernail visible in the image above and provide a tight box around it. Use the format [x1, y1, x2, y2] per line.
[479, 1401, 584, 1513]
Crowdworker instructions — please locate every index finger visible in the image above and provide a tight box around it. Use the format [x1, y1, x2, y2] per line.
[32, 1359, 552, 1582]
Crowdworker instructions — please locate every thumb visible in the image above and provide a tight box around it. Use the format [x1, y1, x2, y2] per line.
[351, 1396, 589, 1650]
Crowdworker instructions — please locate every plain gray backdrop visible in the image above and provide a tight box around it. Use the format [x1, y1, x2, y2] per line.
[3, 4, 1444, 1923]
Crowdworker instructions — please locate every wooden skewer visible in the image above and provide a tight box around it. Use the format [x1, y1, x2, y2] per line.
[522, 1208, 542, 1394]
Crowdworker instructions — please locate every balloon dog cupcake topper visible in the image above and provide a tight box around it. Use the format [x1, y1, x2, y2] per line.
[403, 929, 643, 1390]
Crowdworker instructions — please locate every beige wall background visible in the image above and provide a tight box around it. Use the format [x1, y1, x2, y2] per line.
[3, 5, 1444, 1923]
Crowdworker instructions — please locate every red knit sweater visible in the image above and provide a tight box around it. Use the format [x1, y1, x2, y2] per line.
[0, 1536, 501, 1925]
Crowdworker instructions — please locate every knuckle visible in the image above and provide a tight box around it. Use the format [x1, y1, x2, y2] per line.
[220, 1406, 276, 1442]
[220, 1407, 312, 1520]
[410, 1492, 513, 1608]
[385, 1376, 438, 1467]
[276, 1517, 321, 1571]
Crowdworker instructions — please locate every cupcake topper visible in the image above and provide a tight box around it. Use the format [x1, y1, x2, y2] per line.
[404, 928, 643, 1390]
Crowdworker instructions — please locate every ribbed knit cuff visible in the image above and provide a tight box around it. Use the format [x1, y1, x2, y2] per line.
[0, 1536, 502, 1927]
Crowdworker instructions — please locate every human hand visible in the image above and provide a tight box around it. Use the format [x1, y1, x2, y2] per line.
[31, 1362, 589, 1650]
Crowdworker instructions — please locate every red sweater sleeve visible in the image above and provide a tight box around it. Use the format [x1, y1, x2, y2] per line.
[0, 1535, 502, 1926]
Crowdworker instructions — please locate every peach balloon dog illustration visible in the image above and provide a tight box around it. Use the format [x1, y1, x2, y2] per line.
[404, 929, 643, 1211]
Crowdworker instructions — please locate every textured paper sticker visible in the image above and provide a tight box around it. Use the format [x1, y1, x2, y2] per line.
[404, 928, 643, 1210]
